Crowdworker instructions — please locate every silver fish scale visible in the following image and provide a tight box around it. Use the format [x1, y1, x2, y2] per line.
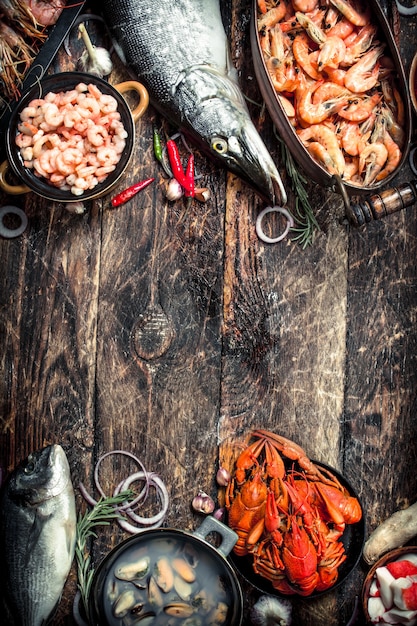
[104, 0, 232, 109]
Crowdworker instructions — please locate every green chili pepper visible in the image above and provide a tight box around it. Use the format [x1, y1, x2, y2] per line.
[153, 126, 163, 163]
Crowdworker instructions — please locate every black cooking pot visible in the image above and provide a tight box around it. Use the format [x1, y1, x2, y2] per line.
[88, 516, 244, 626]
[0, 72, 148, 203]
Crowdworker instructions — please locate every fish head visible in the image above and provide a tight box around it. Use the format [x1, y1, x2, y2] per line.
[7, 445, 71, 506]
[180, 68, 287, 206]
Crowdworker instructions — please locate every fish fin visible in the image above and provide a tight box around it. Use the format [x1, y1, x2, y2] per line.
[25, 509, 52, 557]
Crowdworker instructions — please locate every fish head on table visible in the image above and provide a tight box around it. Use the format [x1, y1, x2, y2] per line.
[102, 0, 287, 206]
[0, 444, 76, 626]
[176, 66, 288, 206]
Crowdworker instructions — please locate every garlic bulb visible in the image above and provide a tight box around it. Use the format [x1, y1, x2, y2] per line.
[250, 595, 292, 626]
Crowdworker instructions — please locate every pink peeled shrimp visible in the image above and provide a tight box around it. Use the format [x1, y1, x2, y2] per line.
[15, 82, 127, 195]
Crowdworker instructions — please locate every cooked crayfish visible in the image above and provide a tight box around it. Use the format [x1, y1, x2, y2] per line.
[224, 430, 362, 596]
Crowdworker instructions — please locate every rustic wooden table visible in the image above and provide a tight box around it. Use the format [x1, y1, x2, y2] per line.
[1, 1, 417, 624]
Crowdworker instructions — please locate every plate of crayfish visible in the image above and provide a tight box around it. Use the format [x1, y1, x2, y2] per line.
[251, 0, 412, 197]
[221, 429, 365, 597]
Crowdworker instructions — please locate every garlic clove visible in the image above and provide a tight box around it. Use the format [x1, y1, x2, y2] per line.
[192, 490, 215, 515]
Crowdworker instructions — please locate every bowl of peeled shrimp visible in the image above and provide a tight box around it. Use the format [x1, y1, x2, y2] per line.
[0, 72, 149, 204]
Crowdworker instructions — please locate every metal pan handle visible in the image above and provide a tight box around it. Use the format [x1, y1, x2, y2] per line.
[193, 515, 238, 558]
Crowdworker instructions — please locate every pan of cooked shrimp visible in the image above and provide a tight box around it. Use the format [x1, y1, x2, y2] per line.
[0, 72, 149, 203]
[251, 0, 412, 199]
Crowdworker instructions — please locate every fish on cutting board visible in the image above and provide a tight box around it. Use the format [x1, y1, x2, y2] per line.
[0, 444, 77, 626]
[102, 0, 287, 205]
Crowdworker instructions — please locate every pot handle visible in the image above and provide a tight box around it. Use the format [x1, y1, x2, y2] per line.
[114, 81, 150, 123]
[0, 161, 30, 195]
[193, 516, 238, 558]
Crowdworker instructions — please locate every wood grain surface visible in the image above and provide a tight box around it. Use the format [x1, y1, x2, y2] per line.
[1, 1, 417, 624]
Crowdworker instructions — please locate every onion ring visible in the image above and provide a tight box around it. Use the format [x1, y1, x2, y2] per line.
[115, 471, 169, 529]
[79, 450, 169, 534]
[256, 206, 294, 243]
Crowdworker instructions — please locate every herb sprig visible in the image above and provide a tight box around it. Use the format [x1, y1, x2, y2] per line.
[275, 128, 320, 248]
[75, 490, 135, 616]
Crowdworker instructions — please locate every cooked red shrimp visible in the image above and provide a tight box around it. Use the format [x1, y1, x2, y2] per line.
[296, 78, 349, 125]
[78, 97, 101, 117]
[326, 17, 354, 40]
[318, 36, 346, 70]
[338, 93, 381, 123]
[293, 0, 318, 10]
[312, 81, 350, 105]
[87, 83, 102, 99]
[329, 0, 370, 27]
[292, 32, 320, 80]
[298, 123, 346, 175]
[359, 142, 388, 185]
[306, 141, 340, 174]
[375, 132, 401, 181]
[258, 3, 288, 29]
[343, 25, 378, 67]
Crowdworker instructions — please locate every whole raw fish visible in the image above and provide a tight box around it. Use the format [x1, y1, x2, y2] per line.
[0, 445, 76, 626]
[102, 0, 287, 205]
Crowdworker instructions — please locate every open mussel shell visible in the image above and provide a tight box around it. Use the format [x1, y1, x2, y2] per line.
[250, 0, 412, 197]
[88, 520, 243, 626]
[229, 461, 365, 599]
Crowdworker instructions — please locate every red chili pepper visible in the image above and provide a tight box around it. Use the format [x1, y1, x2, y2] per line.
[111, 177, 155, 207]
[184, 153, 195, 198]
[166, 139, 193, 192]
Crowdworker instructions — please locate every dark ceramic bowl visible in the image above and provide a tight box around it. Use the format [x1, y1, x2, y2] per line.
[229, 461, 365, 599]
[0, 72, 148, 203]
[362, 546, 417, 624]
[250, 0, 412, 200]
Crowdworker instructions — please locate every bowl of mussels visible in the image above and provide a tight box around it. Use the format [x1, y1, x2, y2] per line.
[88, 516, 244, 626]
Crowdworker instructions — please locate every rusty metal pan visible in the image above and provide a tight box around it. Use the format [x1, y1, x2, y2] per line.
[250, 0, 412, 198]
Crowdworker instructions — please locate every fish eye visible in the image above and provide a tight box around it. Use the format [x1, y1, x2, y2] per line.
[25, 460, 35, 474]
[212, 137, 228, 154]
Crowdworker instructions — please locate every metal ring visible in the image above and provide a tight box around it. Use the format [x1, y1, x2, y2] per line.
[255, 206, 294, 244]
[0, 206, 28, 238]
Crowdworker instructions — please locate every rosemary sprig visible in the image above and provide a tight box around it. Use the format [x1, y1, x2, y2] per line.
[274, 128, 320, 248]
[75, 490, 135, 616]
